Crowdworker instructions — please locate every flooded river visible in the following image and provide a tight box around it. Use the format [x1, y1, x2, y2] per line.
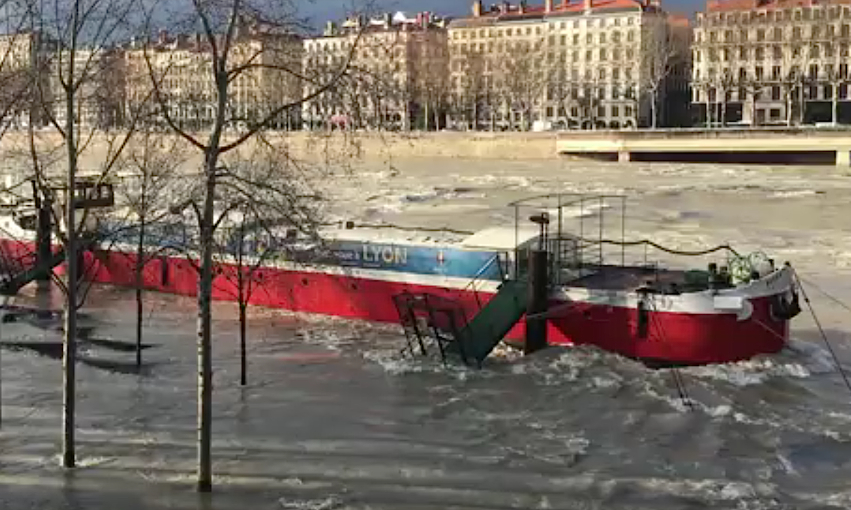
[3, 159, 851, 509]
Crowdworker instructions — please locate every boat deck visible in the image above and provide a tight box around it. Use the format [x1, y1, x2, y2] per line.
[566, 265, 712, 294]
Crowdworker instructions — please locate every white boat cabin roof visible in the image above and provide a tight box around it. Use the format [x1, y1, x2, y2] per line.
[318, 222, 543, 252]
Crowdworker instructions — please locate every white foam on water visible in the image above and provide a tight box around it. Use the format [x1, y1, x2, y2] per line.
[770, 189, 822, 198]
[278, 495, 345, 510]
[684, 357, 813, 387]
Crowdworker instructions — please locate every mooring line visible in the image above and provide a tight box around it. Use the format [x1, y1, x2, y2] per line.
[793, 271, 851, 396]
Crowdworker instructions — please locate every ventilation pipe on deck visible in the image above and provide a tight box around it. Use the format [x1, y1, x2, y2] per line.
[525, 212, 550, 355]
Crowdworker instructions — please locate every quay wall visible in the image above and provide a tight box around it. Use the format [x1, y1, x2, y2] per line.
[1, 128, 851, 173]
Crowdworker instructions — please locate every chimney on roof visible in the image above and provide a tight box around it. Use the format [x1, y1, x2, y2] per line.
[520, 1, 528, 13]
[383, 12, 391, 28]
[500, 1, 509, 13]
[473, 0, 483, 16]
[584, 0, 592, 12]
[157, 29, 168, 45]
[545, 0, 553, 12]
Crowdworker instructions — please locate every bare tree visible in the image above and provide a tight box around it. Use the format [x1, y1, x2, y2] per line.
[137, 0, 364, 491]
[210, 150, 316, 386]
[640, 15, 678, 129]
[12, 0, 139, 468]
[114, 128, 186, 366]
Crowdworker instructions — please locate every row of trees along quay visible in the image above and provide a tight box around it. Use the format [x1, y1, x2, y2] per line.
[0, 0, 380, 493]
[694, 4, 851, 126]
[450, 21, 685, 131]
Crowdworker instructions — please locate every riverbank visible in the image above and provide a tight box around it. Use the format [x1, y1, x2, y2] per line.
[4, 128, 851, 170]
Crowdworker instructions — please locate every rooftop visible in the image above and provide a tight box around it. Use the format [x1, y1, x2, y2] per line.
[705, 0, 851, 12]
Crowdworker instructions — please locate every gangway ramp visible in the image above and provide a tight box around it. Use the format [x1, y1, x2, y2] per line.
[457, 279, 528, 365]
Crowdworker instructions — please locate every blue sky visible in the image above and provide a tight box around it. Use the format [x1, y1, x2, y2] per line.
[302, 0, 701, 28]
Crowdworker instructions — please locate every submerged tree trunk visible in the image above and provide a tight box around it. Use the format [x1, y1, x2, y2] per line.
[197, 152, 217, 493]
[135, 221, 145, 367]
[62, 40, 79, 470]
[239, 301, 247, 387]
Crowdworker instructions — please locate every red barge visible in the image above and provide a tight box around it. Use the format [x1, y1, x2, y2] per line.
[0, 193, 800, 366]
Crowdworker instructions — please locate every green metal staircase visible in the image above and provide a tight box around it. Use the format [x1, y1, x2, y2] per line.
[457, 279, 529, 365]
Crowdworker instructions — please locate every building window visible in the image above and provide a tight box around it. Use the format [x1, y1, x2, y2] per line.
[600, 48, 607, 60]
[756, 66, 764, 80]
[586, 33, 592, 44]
[627, 31, 634, 42]
[770, 108, 781, 120]
[771, 86, 781, 100]
[757, 28, 765, 41]
[612, 105, 619, 117]
[773, 45, 781, 60]
[573, 34, 579, 44]
[625, 106, 633, 116]
[597, 105, 605, 117]
[613, 68, 620, 80]
[772, 65, 780, 80]
[739, 47, 747, 59]
[755, 47, 764, 60]
[586, 50, 592, 60]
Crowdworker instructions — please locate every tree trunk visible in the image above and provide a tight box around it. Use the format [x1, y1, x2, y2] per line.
[833, 82, 839, 124]
[650, 90, 659, 129]
[786, 87, 793, 126]
[197, 152, 217, 493]
[62, 33, 79, 470]
[424, 101, 429, 131]
[239, 301, 247, 387]
[135, 221, 145, 367]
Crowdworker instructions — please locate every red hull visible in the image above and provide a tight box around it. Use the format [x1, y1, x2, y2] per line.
[2, 238, 791, 365]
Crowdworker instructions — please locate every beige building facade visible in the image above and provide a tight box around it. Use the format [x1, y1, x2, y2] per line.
[0, 31, 56, 127]
[125, 21, 302, 131]
[49, 48, 125, 129]
[692, 0, 851, 126]
[302, 12, 449, 131]
[448, 0, 690, 130]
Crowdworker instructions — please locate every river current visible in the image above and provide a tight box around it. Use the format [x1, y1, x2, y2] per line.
[2, 159, 851, 509]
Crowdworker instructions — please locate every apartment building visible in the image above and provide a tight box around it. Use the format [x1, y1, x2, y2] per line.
[302, 12, 449, 131]
[448, 0, 690, 131]
[0, 31, 56, 127]
[125, 19, 302, 131]
[49, 48, 125, 129]
[692, 0, 851, 126]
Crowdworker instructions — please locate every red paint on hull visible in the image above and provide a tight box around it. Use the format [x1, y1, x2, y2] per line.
[3, 239, 790, 366]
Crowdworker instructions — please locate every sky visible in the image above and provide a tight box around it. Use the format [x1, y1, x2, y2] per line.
[301, 0, 702, 29]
